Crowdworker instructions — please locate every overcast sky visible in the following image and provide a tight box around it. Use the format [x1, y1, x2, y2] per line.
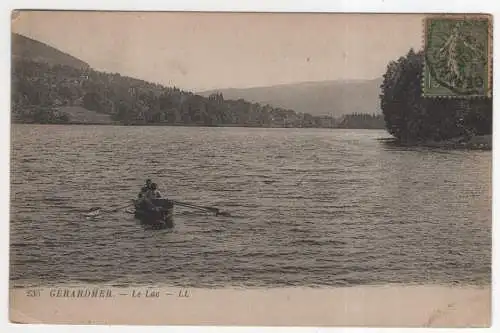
[12, 11, 423, 91]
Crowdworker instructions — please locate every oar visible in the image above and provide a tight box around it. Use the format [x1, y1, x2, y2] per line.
[171, 199, 230, 217]
[84, 202, 135, 217]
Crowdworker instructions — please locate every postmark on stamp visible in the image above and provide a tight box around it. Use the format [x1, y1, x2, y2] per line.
[423, 15, 492, 98]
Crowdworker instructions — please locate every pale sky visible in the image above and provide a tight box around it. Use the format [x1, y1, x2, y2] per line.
[12, 11, 424, 91]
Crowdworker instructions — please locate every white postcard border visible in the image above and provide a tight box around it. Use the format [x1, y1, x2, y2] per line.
[1, 1, 499, 333]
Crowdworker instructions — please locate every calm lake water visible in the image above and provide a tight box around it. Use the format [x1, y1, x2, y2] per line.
[10, 125, 491, 288]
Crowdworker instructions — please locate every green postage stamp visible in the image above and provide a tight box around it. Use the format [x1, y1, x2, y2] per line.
[423, 15, 492, 98]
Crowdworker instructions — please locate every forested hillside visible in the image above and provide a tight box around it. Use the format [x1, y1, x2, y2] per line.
[12, 33, 90, 70]
[12, 59, 340, 127]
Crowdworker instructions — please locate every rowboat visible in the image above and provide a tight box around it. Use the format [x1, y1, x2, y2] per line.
[133, 198, 174, 229]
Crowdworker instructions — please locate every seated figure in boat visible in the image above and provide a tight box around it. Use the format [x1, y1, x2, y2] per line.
[137, 179, 153, 199]
[136, 179, 154, 210]
[150, 183, 162, 199]
[139, 182, 164, 211]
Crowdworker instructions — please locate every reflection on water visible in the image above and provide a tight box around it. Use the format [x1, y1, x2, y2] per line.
[10, 125, 491, 287]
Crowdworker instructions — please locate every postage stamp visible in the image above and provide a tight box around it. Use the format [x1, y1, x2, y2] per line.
[423, 15, 492, 98]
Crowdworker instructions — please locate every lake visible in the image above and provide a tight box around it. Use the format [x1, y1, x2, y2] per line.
[10, 125, 491, 288]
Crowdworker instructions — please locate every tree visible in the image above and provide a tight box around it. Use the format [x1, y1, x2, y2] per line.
[380, 49, 492, 143]
[82, 92, 102, 112]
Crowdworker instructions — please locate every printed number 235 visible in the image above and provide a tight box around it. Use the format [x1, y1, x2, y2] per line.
[26, 289, 41, 297]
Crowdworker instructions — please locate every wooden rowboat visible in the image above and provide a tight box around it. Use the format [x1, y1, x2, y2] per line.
[133, 198, 174, 229]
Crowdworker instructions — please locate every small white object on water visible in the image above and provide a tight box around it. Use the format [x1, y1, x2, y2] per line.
[84, 209, 101, 217]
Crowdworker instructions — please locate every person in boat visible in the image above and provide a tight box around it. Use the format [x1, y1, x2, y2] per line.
[150, 183, 162, 199]
[140, 182, 163, 211]
[136, 179, 154, 211]
[138, 179, 153, 199]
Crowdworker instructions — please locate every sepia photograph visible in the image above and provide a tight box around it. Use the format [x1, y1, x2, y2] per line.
[8, 10, 492, 327]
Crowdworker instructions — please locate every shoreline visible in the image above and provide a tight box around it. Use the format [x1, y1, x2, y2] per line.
[9, 284, 491, 327]
[378, 135, 492, 150]
[11, 121, 382, 130]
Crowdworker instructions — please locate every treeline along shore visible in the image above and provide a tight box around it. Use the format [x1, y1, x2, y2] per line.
[11, 58, 383, 129]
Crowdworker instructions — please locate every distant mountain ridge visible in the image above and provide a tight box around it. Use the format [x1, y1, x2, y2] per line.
[199, 78, 383, 117]
[12, 33, 90, 70]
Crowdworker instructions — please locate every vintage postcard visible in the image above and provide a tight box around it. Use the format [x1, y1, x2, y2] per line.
[9, 11, 492, 327]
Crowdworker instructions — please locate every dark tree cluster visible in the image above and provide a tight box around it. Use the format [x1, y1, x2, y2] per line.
[337, 113, 385, 129]
[380, 49, 492, 143]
